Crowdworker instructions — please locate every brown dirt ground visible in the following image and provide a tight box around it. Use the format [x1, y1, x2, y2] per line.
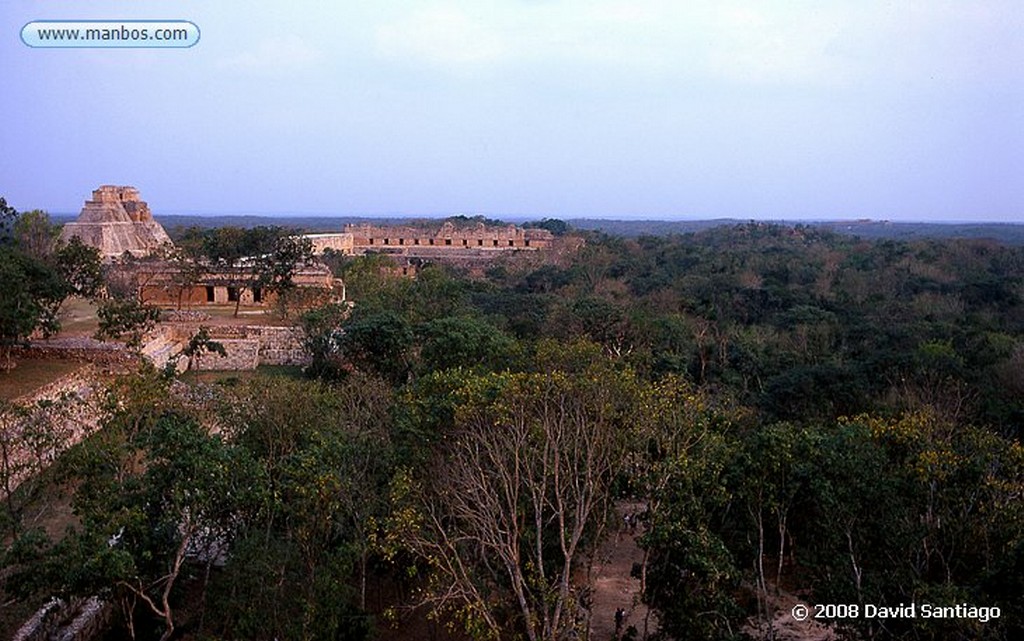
[743, 589, 838, 641]
[588, 500, 653, 641]
[0, 359, 85, 401]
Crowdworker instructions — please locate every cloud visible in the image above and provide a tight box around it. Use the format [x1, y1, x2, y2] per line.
[369, 1, 1021, 88]
[706, 6, 842, 85]
[376, 7, 506, 68]
[219, 35, 323, 73]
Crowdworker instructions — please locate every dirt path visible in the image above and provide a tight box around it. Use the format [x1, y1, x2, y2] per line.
[743, 589, 837, 641]
[588, 500, 653, 640]
[586, 502, 835, 641]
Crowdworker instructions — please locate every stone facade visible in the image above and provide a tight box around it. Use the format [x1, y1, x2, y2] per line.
[193, 339, 260, 370]
[13, 597, 112, 641]
[59, 185, 173, 258]
[134, 262, 340, 310]
[16, 340, 135, 366]
[4, 365, 106, 500]
[200, 325, 308, 367]
[345, 221, 553, 252]
[144, 324, 309, 371]
[304, 232, 355, 255]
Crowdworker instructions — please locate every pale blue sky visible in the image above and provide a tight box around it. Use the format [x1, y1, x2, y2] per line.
[2, 1, 1021, 221]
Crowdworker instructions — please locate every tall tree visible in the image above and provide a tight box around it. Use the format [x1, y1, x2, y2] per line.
[0, 248, 66, 367]
[256, 234, 315, 318]
[402, 362, 635, 641]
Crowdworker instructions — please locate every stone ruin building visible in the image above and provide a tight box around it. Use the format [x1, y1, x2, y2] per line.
[297, 222, 555, 278]
[59, 185, 173, 258]
[136, 262, 340, 310]
[346, 221, 553, 252]
[300, 222, 554, 258]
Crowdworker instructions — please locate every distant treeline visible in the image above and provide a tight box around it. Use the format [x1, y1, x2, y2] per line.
[47, 211, 1024, 245]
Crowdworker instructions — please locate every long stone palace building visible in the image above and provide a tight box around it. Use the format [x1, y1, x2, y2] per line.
[303, 222, 553, 256]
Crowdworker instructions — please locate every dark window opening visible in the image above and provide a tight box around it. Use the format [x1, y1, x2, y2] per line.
[205, 286, 215, 302]
[508, 240, 515, 247]
[383, 238, 389, 245]
[399, 238, 405, 245]
[493, 239, 499, 246]
[429, 238, 435, 245]
[478, 239, 484, 246]
[227, 287, 239, 302]
[368, 238, 374, 245]
[462, 239, 468, 246]
[525, 240, 531, 247]
[253, 287, 263, 303]
[445, 239, 452, 246]
[414, 238, 420, 245]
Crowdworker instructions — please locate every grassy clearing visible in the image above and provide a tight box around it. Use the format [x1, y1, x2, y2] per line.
[0, 359, 84, 401]
[56, 297, 99, 336]
[179, 364, 306, 385]
[168, 304, 301, 326]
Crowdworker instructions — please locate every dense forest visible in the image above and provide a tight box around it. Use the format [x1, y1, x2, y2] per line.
[2, 218, 1023, 641]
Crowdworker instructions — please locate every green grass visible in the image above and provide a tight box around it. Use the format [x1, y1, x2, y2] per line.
[180, 364, 306, 385]
[0, 359, 84, 401]
[171, 304, 301, 326]
[56, 297, 99, 336]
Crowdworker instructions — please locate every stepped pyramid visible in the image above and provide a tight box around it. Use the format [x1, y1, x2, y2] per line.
[59, 185, 173, 258]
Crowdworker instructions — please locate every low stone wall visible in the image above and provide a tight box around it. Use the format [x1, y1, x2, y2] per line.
[193, 339, 260, 370]
[162, 323, 309, 369]
[140, 325, 187, 372]
[4, 365, 106, 500]
[14, 365, 98, 405]
[13, 597, 113, 641]
[16, 339, 135, 366]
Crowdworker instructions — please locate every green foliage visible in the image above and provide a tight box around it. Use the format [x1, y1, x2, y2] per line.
[179, 326, 227, 371]
[0, 247, 66, 359]
[53, 236, 103, 299]
[256, 234, 315, 318]
[301, 302, 350, 380]
[401, 357, 640, 641]
[94, 296, 161, 348]
[5, 220, 1024, 641]
[417, 315, 516, 372]
[0, 196, 19, 245]
[339, 310, 414, 385]
[0, 202, 103, 365]
[13, 210, 59, 260]
[523, 218, 570, 236]
[211, 376, 392, 640]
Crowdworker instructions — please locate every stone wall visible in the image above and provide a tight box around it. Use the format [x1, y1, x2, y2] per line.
[15, 364, 103, 405]
[140, 325, 186, 372]
[205, 325, 309, 367]
[16, 341, 136, 367]
[193, 339, 260, 370]
[4, 365, 106, 499]
[345, 222, 553, 251]
[13, 597, 113, 641]
[304, 232, 355, 255]
[161, 323, 309, 370]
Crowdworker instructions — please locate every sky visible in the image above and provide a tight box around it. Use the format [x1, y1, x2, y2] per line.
[1, 1, 1022, 222]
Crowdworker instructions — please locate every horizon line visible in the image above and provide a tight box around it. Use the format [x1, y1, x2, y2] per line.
[42, 211, 1024, 226]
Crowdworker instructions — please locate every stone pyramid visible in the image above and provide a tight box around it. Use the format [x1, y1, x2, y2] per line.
[60, 185, 173, 258]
